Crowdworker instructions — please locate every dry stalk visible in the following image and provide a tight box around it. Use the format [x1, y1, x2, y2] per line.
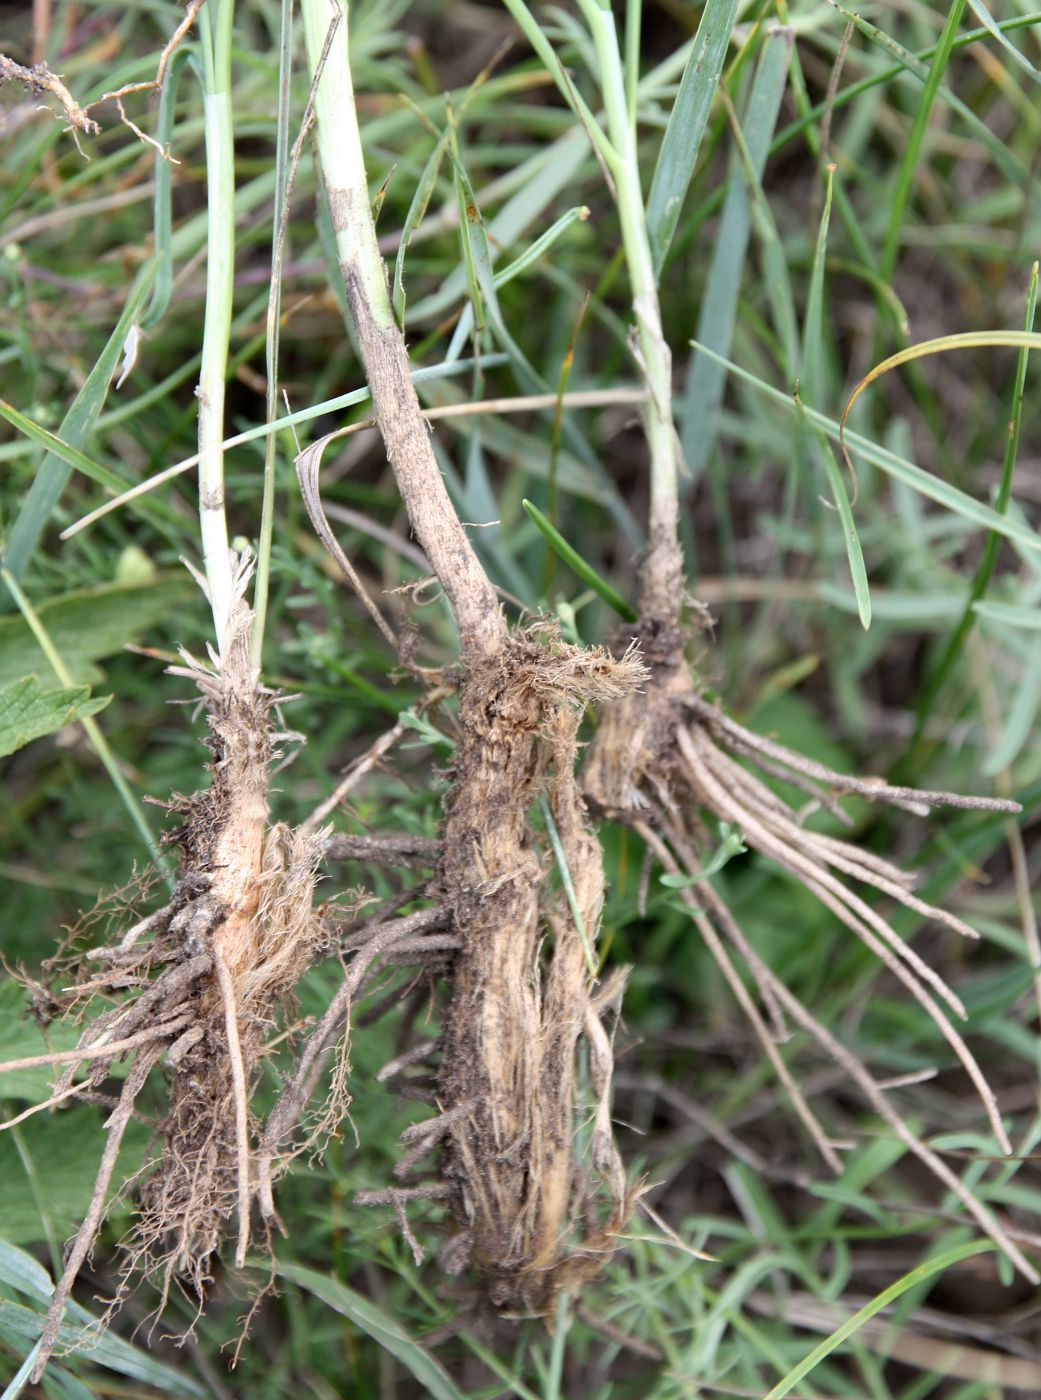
[294, 0, 651, 1314]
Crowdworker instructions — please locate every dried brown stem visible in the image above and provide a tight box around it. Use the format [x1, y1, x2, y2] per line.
[0, 53, 99, 134]
[33, 1048, 161, 1382]
[303, 2, 504, 663]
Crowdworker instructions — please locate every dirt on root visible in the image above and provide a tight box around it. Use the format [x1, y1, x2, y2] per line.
[431, 625, 646, 1313]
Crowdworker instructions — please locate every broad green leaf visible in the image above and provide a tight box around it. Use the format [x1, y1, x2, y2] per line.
[0, 983, 83, 1103]
[660, 824, 746, 888]
[0, 1240, 52, 1303]
[276, 1262, 466, 1400]
[0, 677, 111, 758]
[0, 1109, 147, 1245]
[0, 577, 197, 690]
[646, 0, 738, 273]
[0, 1245, 206, 1397]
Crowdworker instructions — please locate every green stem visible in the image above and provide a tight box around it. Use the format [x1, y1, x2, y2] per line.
[197, 0, 237, 650]
[578, 0, 681, 621]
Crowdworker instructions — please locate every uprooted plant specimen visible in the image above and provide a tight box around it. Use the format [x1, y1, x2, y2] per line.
[252, 0, 656, 1317]
[1, 568, 340, 1378]
[583, 618, 1036, 1283]
[9, 6, 1038, 1383]
[506, 0, 1040, 1290]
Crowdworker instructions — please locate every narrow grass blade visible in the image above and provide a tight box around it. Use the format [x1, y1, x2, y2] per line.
[725, 86, 799, 377]
[255, 0, 309, 661]
[0, 1246, 206, 1398]
[646, 0, 738, 274]
[801, 164, 833, 409]
[681, 25, 793, 478]
[772, 14, 1041, 159]
[881, 0, 968, 278]
[442, 148, 641, 544]
[500, 0, 616, 169]
[906, 265, 1038, 758]
[800, 164, 870, 626]
[967, 0, 1041, 83]
[394, 127, 449, 327]
[763, 1239, 995, 1398]
[539, 796, 598, 977]
[493, 205, 590, 289]
[60, 354, 509, 539]
[3, 264, 156, 582]
[985, 642, 1041, 775]
[0, 1341, 41, 1400]
[140, 47, 192, 332]
[974, 600, 1041, 631]
[832, 3, 1031, 208]
[522, 499, 637, 620]
[276, 1262, 465, 1400]
[841, 331, 1041, 463]
[813, 432, 871, 628]
[0, 400, 133, 497]
[694, 342, 1041, 557]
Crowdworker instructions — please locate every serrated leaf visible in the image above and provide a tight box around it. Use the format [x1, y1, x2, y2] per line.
[0, 983, 84, 1103]
[0, 577, 197, 690]
[0, 677, 111, 757]
[0, 1108, 147, 1245]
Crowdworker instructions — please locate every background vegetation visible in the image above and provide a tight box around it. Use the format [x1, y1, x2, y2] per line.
[1, 0, 1040, 1395]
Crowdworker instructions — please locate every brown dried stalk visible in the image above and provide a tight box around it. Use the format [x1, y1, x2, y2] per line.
[292, 0, 646, 1313]
[0, 53, 99, 135]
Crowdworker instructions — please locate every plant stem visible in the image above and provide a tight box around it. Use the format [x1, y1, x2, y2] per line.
[252, 0, 295, 664]
[578, 0, 682, 622]
[196, 0, 236, 650]
[301, 0, 504, 661]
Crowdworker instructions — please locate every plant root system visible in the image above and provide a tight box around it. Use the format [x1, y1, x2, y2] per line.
[582, 614, 1037, 1284]
[2, 583, 334, 1379]
[429, 628, 646, 1313]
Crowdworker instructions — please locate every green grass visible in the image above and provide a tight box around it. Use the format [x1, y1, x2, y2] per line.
[2, 1, 1041, 1396]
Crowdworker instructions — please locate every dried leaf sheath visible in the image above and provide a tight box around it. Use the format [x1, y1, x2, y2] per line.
[434, 633, 644, 1308]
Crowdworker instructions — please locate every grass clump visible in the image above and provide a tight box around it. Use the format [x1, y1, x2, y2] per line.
[1, 1, 1040, 1397]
